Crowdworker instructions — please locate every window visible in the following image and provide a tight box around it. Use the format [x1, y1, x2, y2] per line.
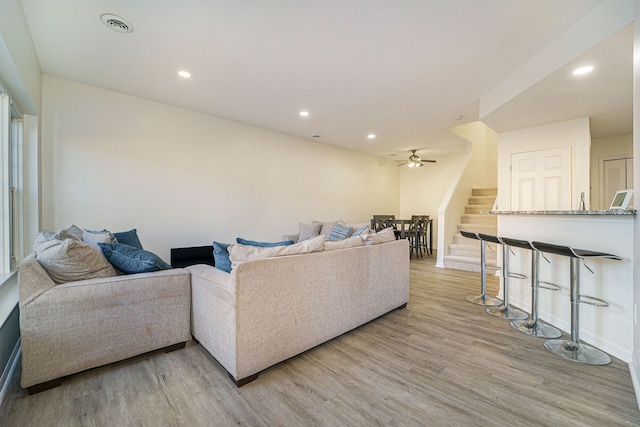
[0, 91, 23, 274]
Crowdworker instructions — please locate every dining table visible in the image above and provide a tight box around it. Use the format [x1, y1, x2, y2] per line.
[370, 218, 433, 256]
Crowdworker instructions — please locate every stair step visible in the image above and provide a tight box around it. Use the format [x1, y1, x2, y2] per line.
[457, 224, 497, 235]
[448, 241, 498, 256]
[460, 214, 497, 225]
[471, 188, 498, 197]
[468, 195, 496, 206]
[443, 255, 482, 273]
[465, 205, 493, 214]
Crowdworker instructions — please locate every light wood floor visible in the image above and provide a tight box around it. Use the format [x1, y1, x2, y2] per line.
[2, 256, 639, 426]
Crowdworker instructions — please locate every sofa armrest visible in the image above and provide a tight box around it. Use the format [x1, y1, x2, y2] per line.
[186, 264, 237, 376]
[18, 257, 57, 307]
[19, 267, 191, 388]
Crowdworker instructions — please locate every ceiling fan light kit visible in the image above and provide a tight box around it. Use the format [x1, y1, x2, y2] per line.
[397, 150, 436, 168]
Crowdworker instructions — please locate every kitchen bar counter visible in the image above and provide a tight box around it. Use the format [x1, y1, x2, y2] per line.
[489, 209, 636, 215]
[489, 211, 634, 362]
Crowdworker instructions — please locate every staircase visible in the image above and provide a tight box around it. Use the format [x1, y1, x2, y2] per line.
[443, 188, 498, 272]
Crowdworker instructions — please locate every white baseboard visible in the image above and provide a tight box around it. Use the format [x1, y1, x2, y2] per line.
[0, 338, 21, 408]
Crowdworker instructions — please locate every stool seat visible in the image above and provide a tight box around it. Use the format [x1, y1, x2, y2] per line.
[532, 241, 619, 365]
[531, 241, 622, 261]
[478, 233, 527, 320]
[500, 237, 561, 339]
[460, 231, 501, 306]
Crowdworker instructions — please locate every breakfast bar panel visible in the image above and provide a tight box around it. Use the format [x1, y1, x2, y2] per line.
[490, 210, 635, 362]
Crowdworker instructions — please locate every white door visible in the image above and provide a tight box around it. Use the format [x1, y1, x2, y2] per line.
[602, 157, 634, 208]
[510, 147, 572, 210]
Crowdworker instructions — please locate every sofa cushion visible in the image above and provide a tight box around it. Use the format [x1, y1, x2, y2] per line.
[326, 223, 353, 241]
[298, 222, 322, 241]
[236, 237, 295, 247]
[228, 235, 325, 267]
[324, 235, 364, 251]
[114, 229, 143, 249]
[83, 229, 117, 251]
[35, 238, 118, 284]
[98, 243, 172, 274]
[363, 227, 396, 245]
[212, 241, 232, 273]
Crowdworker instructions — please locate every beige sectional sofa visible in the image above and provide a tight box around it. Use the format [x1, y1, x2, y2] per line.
[187, 237, 410, 386]
[19, 255, 191, 393]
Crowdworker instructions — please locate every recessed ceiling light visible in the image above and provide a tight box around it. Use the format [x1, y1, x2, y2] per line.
[312, 134, 321, 138]
[367, 134, 376, 140]
[300, 111, 309, 117]
[452, 115, 463, 120]
[573, 65, 594, 76]
[178, 71, 191, 78]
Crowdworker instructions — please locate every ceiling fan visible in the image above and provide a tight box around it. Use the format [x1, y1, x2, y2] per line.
[396, 150, 436, 168]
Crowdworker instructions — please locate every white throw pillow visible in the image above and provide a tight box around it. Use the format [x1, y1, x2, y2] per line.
[228, 235, 325, 268]
[83, 229, 117, 251]
[324, 235, 364, 251]
[363, 227, 396, 245]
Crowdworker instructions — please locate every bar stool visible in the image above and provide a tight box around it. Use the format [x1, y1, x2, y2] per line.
[532, 241, 621, 365]
[460, 231, 501, 306]
[500, 238, 561, 338]
[478, 234, 528, 320]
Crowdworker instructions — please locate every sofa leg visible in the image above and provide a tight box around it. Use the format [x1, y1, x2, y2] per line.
[230, 372, 259, 387]
[164, 342, 186, 353]
[26, 377, 63, 395]
[396, 303, 407, 310]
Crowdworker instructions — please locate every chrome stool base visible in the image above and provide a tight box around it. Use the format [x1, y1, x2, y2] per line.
[486, 305, 528, 320]
[511, 319, 561, 338]
[466, 294, 502, 306]
[544, 339, 611, 365]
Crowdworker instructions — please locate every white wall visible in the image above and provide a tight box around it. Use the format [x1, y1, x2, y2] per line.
[590, 133, 633, 210]
[41, 76, 400, 261]
[399, 152, 468, 249]
[497, 118, 591, 210]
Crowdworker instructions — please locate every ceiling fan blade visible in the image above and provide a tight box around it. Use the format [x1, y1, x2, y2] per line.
[423, 160, 436, 163]
[397, 162, 408, 166]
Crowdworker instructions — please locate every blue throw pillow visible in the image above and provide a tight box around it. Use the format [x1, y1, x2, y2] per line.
[212, 241, 232, 273]
[327, 223, 353, 241]
[113, 229, 143, 249]
[352, 225, 368, 236]
[98, 242, 172, 274]
[236, 237, 295, 247]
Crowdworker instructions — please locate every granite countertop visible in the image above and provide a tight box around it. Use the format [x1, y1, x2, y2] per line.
[488, 209, 636, 215]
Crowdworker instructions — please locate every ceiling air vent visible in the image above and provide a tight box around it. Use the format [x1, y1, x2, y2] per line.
[100, 14, 134, 33]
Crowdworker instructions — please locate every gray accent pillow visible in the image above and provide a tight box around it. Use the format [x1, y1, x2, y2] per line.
[35, 238, 118, 284]
[298, 222, 322, 241]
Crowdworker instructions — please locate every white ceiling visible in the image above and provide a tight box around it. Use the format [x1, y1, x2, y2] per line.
[20, 0, 630, 160]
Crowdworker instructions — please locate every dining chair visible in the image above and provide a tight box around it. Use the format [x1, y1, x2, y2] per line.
[371, 215, 398, 237]
[409, 215, 429, 257]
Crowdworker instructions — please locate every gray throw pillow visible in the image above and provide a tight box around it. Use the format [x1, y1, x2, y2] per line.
[35, 238, 118, 284]
[298, 222, 322, 242]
